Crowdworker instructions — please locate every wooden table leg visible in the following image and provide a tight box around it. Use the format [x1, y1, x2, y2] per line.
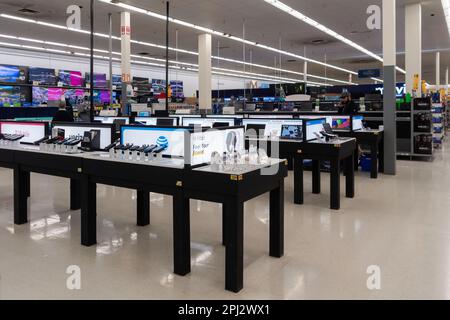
[225, 197, 244, 293]
[173, 190, 190, 276]
[70, 178, 81, 210]
[270, 180, 284, 258]
[81, 176, 97, 246]
[13, 166, 28, 225]
[137, 190, 150, 226]
[330, 159, 340, 210]
[312, 159, 321, 194]
[294, 154, 304, 205]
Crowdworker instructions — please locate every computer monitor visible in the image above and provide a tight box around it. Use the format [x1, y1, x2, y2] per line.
[280, 125, 303, 140]
[212, 122, 230, 128]
[156, 118, 175, 126]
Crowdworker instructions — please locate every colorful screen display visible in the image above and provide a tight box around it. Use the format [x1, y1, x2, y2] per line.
[0, 86, 24, 107]
[170, 80, 184, 98]
[29, 67, 57, 85]
[85, 73, 107, 88]
[0, 65, 19, 83]
[32, 87, 48, 105]
[152, 79, 166, 94]
[332, 117, 351, 130]
[59, 70, 83, 86]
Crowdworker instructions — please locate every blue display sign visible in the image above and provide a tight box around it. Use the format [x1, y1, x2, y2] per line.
[358, 69, 381, 79]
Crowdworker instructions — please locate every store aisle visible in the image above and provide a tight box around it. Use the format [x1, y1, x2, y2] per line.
[1, 141, 450, 299]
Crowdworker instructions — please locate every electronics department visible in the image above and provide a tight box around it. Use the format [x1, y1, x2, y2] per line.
[0, 0, 450, 305]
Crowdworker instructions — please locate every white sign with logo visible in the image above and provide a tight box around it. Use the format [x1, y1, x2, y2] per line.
[121, 127, 187, 157]
[190, 128, 245, 166]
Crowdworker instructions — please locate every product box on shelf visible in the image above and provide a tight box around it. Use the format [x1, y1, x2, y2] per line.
[414, 134, 433, 155]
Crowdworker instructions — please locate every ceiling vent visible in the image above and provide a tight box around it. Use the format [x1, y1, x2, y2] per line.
[17, 8, 40, 15]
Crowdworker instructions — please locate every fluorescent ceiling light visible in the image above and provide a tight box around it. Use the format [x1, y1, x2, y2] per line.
[0, 13, 355, 85]
[262, 0, 406, 75]
[97, 0, 357, 75]
[442, 0, 450, 37]
[0, 37, 333, 86]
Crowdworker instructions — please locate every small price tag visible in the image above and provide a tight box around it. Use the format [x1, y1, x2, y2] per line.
[57, 81, 63, 87]
[86, 84, 90, 89]
[112, 85, 117, 90]
[32, 81, 40, 86]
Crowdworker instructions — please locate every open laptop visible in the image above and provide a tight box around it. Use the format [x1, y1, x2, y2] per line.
[280, 124, 303, 140]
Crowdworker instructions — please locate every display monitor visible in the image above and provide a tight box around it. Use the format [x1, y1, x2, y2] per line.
[52, 123, 113, 149]
[152, 79, 166, 94]
[157, 118, 176, 126]
[352, 115, 364, 131]
[0, 121, 47, 144]
[85, 73, 107, 88]
[93, 116, 130, 125]
[280, 125, 303, 140]
[170, 80, 184, 98]
[133, 77, 150, 92]
[243, 119, 302, 137]
[305, 119, 326, 141]
[245, 123, 266, 138]
[29, 67, 57, 85]
[121, 126, 187, 157]
[0, 65, 27, 83]
[331, 116, 351, 130]
[58, 70, 83, 86]
[0, 85, 26, 107]
[182, 117, 235, 128]
[32, 87, 48, 105]
[112, 74, 122, 89]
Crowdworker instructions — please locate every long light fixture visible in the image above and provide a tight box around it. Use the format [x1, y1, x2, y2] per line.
[443, 0, 450, 37]
[0, 13, 356, 85]
[97, 0, 358, 75]
[262, 0, 406, 74]
[0, 36, 332, 86]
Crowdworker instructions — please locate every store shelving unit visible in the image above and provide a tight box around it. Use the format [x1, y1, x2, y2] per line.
[410, 98, 433, 158]
[432, 103, 445, 148]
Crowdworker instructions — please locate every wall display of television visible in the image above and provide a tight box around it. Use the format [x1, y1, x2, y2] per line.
[0, 64, 184, 107]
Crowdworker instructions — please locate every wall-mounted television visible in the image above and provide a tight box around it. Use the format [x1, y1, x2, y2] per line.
[112, 74, 122, 89]
[58, 70, 83, 87]
[29, 67, 57, 85]
[0, 65, 28, 84]
[32, 87, 48, 105]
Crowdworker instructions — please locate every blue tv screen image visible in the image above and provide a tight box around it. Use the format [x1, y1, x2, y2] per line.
[85, 73, 107, 88]
[29, 67, 57, 85]
[0, 65, 28, 83]
[112, 74, 122, 89]
[0, 85, 24, 107]
[32, 87, 48, 105]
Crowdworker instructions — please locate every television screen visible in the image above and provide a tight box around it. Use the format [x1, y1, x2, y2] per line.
[0, 65, 28, 83]
[332, 117, 351, 130]
[32, 87, 48, 105]
[29, 67, 57, 85]
[85, 73, 107, 88]
[65, 89, 85, 105]
[59, 70, 83, 86]
[0, 85, 26, 107]
[170, 80, 184, 98]
[133, 77, 150, 92]
[112, 74, 122, 89]
[93, 90, 111, 105]
[152, 79, 166, 94]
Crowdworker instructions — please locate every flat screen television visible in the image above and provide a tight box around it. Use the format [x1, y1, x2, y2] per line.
[93, 90, 111, 105]
[152, 79, 166, 94]
[29, 67, 57, 85]
[32, 87, 48, 105]
[112, 74, 122, 89]
[0, 65, 28, 83]
[133, 77, 150, 92]
[0, 85, 25, 107]
[58, 70, 83, 86]
[332, 117, 351, 130]
[85, 73, 107, 88]
[170, 80, 184, 98]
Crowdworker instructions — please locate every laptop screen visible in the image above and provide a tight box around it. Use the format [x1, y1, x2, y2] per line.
[281, 125, 303, 140]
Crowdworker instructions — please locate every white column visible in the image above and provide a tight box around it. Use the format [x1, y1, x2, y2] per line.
[446, 67, 449, 93]
[120, 11, 131, 112]
[405, 3, 422, 96]
[303, 61, 307, 85]
[383, 0, 397, 175]
[436, 52, 441, 89]
[349, 74, 353, 84]
[198, 34, 212, 111]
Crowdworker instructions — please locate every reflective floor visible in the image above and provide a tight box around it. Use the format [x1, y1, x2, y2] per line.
[1, 142, 450, 300]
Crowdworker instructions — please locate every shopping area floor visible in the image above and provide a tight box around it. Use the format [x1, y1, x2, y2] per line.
[1, 141, 450, 300]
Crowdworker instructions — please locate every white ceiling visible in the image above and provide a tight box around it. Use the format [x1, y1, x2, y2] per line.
[0, 0, 449, 85]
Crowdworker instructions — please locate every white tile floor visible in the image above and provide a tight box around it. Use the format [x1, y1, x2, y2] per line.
[1, 142, 450, 299]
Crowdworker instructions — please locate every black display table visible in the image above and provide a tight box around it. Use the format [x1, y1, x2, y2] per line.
[335, 129, 384, 179]
[0, 145, 288, 293]
[183, 160, 288, 293]
[294, 138, 356, 210]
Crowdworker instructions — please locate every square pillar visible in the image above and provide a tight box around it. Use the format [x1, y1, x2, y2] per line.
[383, 0, 397, 175]
[405, 3, 422, 96]
[121, 11, 131, 113]
[198, 34, 212, 112]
